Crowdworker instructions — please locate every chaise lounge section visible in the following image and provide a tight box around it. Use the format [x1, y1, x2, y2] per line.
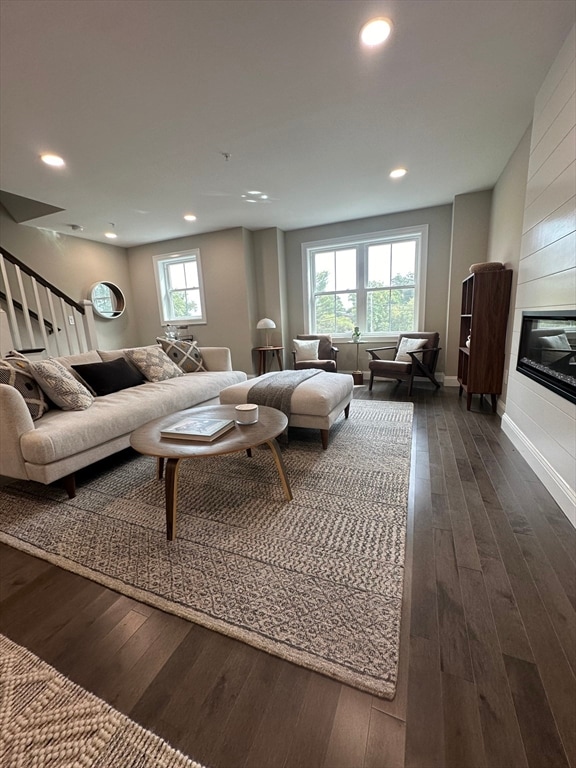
[219, 370, 353, 449]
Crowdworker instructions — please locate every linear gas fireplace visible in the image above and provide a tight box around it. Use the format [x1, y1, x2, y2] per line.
[517, 310, 576, 404]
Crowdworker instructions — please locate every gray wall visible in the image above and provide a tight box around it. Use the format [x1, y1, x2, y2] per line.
[445, 190, 493, 379]
[126, 227, 255, 372]
[284, 205, 453, 376]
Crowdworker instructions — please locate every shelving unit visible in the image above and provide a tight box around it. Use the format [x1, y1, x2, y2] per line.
[458, 269, 512, 412]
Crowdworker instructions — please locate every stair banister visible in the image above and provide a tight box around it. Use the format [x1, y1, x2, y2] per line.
[0, 245, 98, 355]
[0, 255, 22, 349]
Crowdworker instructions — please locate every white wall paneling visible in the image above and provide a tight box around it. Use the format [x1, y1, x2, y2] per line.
[520, 232, 575, 282]
[504, 25, 576, 524]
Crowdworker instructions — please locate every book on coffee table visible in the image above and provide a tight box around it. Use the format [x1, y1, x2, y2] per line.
[160, 416, 235, 442]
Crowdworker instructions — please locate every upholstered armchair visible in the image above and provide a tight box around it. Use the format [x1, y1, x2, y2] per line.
[367, 332, 441, 395]
[292, 334, 339, 372]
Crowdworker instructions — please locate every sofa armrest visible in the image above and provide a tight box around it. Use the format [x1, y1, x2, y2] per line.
[199, 347, 233, 371]
[0, 383, 35, 480]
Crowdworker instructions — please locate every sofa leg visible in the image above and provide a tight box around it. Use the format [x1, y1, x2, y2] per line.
[320, 429, 329, 450]
[62, 473, 76, 499]
[344, 403, 350, 419]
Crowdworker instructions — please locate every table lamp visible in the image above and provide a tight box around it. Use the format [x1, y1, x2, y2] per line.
[257, 318, 276, 347]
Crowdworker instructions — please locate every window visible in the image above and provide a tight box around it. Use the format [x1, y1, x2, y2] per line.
[303, 226, 427, 337]
[153, 250, 206, 325]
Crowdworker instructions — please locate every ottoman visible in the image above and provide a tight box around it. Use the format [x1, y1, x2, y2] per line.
[219, 371, 353, 449]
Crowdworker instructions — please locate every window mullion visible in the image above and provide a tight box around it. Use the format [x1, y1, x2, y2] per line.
[357, 244, 367, 331]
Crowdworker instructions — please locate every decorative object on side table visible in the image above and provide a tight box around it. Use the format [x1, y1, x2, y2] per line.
[165, 325, 178, 339]
[351, 327, 364, 384]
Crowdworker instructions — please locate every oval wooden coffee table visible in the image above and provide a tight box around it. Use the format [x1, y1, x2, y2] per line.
[130, 404, 291, 541]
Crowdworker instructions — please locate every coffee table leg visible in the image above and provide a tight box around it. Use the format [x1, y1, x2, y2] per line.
[165, 457, 181, 541]
[157, 457, 165, 480]
[265, 438, 293, 501]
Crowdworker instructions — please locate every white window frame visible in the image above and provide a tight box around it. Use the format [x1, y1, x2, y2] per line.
[153, 249, 207, 325]
[301, 225, 428, 339]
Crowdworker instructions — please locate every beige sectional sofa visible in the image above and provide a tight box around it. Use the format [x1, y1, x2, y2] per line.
[0, 346, 246, 496]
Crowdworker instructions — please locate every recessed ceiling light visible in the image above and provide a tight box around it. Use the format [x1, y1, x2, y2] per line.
[260, 194, 268, 200]
[105, 231, 118, 239]
[247, 190, 261, 195]
[389, 167, 407, 179]
[360, 18, 392, 47]
[183, 214, 197, 221]
[40, 153, 65, 167]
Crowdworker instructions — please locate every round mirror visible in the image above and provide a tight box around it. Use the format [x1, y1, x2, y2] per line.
[89, 282, 126, 319]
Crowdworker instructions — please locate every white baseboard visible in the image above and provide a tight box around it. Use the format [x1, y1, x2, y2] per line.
[501, 414, 576, 526]
[444, 375, 459, 387]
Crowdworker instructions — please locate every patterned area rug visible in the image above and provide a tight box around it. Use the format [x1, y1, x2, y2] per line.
[0, 634, 205, 767]
[0, 400, 413, 698]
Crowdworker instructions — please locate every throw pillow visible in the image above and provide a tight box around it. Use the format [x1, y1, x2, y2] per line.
[395, 337, 428, 362]
[156, 337, 206, 372]
[539, 333, 572, 365]
[72, 357, 145, 396]
[30, 358, 94, 410]
[293, 338, 319, 363]
[0, 356, 49, 420]
[539, 333, 571, 350]
[125, 346, 183, 382]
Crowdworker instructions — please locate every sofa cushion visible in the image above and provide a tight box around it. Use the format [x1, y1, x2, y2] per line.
[72, 357, 145, 396]
[124, 346, 183, 381]
[156, 338, 206, 372]
[0, 356, 49, 421]
[20, 369, 248, 465]
[30, 359, 94, 410]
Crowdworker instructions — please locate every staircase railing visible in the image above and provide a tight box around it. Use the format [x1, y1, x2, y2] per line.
[0, 246, 97, 357]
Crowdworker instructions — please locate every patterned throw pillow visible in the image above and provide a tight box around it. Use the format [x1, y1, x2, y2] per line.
[0, 355, 49, 420]
[30, 358, 94, 410]
[156, 338, 206, 373]
[395, 337, 428, 363]
[125, 346, 183, 382]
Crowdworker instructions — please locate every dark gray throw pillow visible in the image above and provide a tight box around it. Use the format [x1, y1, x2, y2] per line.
[72, 357, 145, 396]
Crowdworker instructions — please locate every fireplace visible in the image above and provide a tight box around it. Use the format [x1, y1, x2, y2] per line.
[516, 310, 576, 404]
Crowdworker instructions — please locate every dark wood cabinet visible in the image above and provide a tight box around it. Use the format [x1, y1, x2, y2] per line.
[458, 269, 512, 412]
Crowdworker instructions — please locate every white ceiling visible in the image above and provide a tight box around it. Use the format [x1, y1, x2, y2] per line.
[1, 0, 574, 247]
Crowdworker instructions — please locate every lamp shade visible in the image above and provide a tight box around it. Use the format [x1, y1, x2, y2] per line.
[256, 318, 276, 347]
[256, 318, 276, 330]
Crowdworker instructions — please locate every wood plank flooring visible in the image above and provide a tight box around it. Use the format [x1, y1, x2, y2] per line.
[1, 384, 574, 768]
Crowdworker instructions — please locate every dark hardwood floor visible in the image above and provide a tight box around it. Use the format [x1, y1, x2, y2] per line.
[1, 384, 574, 768]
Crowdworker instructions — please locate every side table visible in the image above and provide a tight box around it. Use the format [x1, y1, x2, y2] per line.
[254, 346, 284, 376]
[347, 341, 365, 385]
